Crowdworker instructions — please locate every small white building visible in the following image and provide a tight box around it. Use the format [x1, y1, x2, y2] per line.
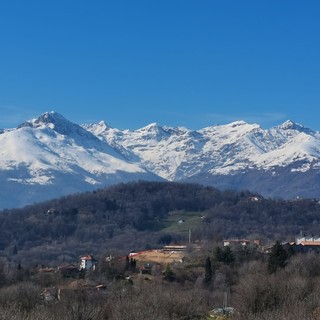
[296, 235, 320, 245]
[79, 255, 97, 270]
[223, 239, 250, 247]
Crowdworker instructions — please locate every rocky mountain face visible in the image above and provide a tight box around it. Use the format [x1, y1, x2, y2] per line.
[1, 111, 320, 208]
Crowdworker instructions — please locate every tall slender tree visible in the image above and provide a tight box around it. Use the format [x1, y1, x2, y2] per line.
[267, 241, 288, 273]
[204, 256, 212, 285]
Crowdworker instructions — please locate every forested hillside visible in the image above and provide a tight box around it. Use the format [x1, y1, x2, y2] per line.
[1, 181, 320, 266]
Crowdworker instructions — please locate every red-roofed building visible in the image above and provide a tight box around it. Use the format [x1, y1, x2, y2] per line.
[296, 235, 320, 246]
[285, 234, 320, 253]
[300, 241, 320, 246]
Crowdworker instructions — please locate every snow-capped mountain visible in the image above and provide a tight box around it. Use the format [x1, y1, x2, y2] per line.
[84, 119, 320, 177]
[0, 112, 160, 209]
[2, 111, 320, 209]
[84, 118, 320, 199]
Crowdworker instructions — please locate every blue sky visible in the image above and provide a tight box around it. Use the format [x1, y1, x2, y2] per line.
[0, 1, 319, 130]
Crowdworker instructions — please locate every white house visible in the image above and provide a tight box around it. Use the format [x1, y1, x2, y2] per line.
[79, 255, 97, 270]
[223, 239, 250, 247]
[296, 235, 320, 245]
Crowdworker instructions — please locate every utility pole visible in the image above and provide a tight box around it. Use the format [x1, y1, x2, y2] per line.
[223, 287, 230, 313]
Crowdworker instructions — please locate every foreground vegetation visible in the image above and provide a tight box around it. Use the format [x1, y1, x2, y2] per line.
[1, 242, 320, 319]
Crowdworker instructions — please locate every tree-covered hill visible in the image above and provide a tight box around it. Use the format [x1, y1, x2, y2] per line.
[1, 181, 320, 265]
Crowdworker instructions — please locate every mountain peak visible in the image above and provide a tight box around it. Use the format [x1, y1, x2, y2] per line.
[96, 120, 110, 131]
[18, 111, 68, 128]
[278, 120, 312, 133]
[34, 111, 68, 126]
[134, 123, 171, 141]
[228, 120, 249, 127]
[139, 122, 162, 131]
[279, 120, 298, 129]
[82, 120, 111, 135]
[38, 110, 63, 119]
[137, 122, 166, 134]
[17, 111, 92, 137]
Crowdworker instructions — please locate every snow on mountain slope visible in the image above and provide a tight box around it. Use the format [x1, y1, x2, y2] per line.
[2, 111, 320, 208]
[0, 112, 159, 208]
[85, 119, 320, 180]
[84, 121, 196, 180]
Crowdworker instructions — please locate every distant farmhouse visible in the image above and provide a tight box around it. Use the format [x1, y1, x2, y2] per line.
[278, 235, 320, 254]
[296, 235, 320, 246]
[291, 235, 320, 253]
[223, 239, 261, 247]
[79, 255, 97, 270]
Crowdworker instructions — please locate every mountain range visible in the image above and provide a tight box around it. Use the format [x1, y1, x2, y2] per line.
[1, 111, 320, 208]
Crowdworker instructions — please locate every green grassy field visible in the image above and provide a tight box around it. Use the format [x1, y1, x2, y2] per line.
[161, 210, 205, 233]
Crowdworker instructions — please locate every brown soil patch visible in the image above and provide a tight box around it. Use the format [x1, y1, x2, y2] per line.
[130, 250, 185, 265]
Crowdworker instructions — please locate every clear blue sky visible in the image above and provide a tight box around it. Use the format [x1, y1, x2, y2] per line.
[0, 1, 319, 130]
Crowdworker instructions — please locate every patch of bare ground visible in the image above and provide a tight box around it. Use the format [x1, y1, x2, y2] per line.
[130, 250, 185, 265]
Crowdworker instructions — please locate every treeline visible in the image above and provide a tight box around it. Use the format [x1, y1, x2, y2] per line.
[0, 181, 320, 265]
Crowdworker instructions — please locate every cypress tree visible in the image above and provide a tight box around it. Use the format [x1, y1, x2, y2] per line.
[130, 258, 136, 272]
[267, 241, 288, 273]
[204, 256, 212, 285]
[125, 255, 130, 271]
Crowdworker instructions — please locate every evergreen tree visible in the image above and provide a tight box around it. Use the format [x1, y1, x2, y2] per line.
[125, 255, 130, 271]
[130, 258, 137, 272]
[223, 246, 235, 265]
[204, 256, 212, 285]
[215, 247, 223, 261]
[163, 264, 174, 281]
[267, 241, 288, 273]
[215, 246, 235, 265]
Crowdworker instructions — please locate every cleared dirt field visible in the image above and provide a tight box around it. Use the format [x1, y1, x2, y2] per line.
[129, 250, 185, 265]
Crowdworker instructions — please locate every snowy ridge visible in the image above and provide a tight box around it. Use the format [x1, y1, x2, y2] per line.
[86, 118, 320, 178]
[1, 112, 146, 180]
[2, 111, 320, 208]
[0, 112, 159, 208]
[84, 117, 320, 200]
